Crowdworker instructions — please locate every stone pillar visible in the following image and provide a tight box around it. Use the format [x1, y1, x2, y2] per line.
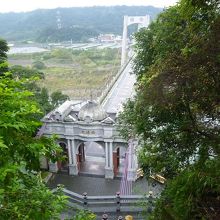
[67, 139, 72, 164]
[121, 15, 128, 67]
[105, 142, 109, 168]
[109, 142, 113, 168]
[69, 139, 79, 175]
[128, 142, 132, 169]
[127, 140, 137, 181]
[105, 141, 114, 179]
[49, 161, 58, 173]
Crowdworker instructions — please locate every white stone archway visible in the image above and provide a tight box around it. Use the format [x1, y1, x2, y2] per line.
[42, 100, 139, 181]
[121, 15, 151, 66]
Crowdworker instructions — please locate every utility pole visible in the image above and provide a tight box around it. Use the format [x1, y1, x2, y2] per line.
[56, 11, 62, 30]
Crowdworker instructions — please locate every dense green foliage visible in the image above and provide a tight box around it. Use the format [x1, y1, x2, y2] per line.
[51, 91, 69, 108]
[0, 39, 96, 219]
[0, 6, 162, 42]
[70, 210, 96, 220]
[32, 60, 46, 70]
[9, 65, 69, 115]
[10, 65, 44, 80]
[153, 160, 220, 219]
[0, 39, 9, 75]
[118, 0, 220, 219]
[0, 40, 68, 219]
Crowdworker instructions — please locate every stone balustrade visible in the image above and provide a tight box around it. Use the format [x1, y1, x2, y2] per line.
[52, 188, 155, 218]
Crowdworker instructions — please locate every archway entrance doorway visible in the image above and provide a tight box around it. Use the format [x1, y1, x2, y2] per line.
[113, 146, 127, 177]
[58, 142, 69, 173]
[77, 142, 105, 176]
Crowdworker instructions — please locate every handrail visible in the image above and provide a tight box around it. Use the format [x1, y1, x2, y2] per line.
[62, 188, 146, 200]
[63, 188, 84, 199]
[53, 187, 154, 214]
[97, 56, 133, 105]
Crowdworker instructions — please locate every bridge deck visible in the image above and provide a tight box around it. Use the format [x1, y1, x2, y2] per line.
[102, 61, 136, 113]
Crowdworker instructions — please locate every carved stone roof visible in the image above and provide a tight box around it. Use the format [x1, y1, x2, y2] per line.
[78, 101, 107, 122]
[101, 117, 115, 124]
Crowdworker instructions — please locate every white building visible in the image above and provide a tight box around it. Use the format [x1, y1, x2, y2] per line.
[40, 100, 138, 181]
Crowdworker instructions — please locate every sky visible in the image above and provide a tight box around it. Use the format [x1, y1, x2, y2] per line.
[0, 0, 178, 13]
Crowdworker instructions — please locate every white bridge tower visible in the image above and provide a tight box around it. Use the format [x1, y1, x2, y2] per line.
[121, 15, 150, 66]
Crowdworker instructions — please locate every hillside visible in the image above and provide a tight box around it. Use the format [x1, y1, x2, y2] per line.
[0, 6, 162, 42]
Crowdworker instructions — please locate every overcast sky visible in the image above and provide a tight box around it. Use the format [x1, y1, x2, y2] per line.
[0, 0, 178, 13]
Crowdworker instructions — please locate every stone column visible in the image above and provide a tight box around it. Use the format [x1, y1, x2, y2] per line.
[109, 142, 113, 168]
[105, 142, 109, 168]
[105, 141, 114, 179]
[121, 15, 128, 67]
[48, 161, 58, 173]
[69, 139, 79, 175]
[133, 140, 138, 171]
[127, 140, 137, 181]
[67, 139, 72, 164]
[128, 142, 132, 169]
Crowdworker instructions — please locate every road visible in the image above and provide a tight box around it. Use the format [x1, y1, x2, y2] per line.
[102, 60, 136, 113]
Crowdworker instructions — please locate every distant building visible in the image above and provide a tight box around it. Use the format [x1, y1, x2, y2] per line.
[98, 34, 115, 43]
[114, 35, 122, 44]
[88, 37, 97, 43]
[98, 34, 122, 44]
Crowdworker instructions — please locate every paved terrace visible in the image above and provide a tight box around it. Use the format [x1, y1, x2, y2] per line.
[49, 175, 163, 219]
[48, 174, 163, 196]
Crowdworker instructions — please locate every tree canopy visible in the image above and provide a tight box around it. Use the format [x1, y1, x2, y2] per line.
[118, 0, 220, 219]
[51, 91, 69, 108]
[0, 39, 9, 75]
[9, 65, 69, 115]
[0, 40, 67, 219]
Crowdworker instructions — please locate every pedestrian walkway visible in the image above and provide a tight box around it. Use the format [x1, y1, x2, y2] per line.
[47, 173, 163, 196]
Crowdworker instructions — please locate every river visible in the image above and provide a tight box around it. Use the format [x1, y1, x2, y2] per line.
[8, 46, 49, 54]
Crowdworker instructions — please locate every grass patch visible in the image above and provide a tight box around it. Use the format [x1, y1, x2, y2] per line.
[8, 48, 120, 99]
